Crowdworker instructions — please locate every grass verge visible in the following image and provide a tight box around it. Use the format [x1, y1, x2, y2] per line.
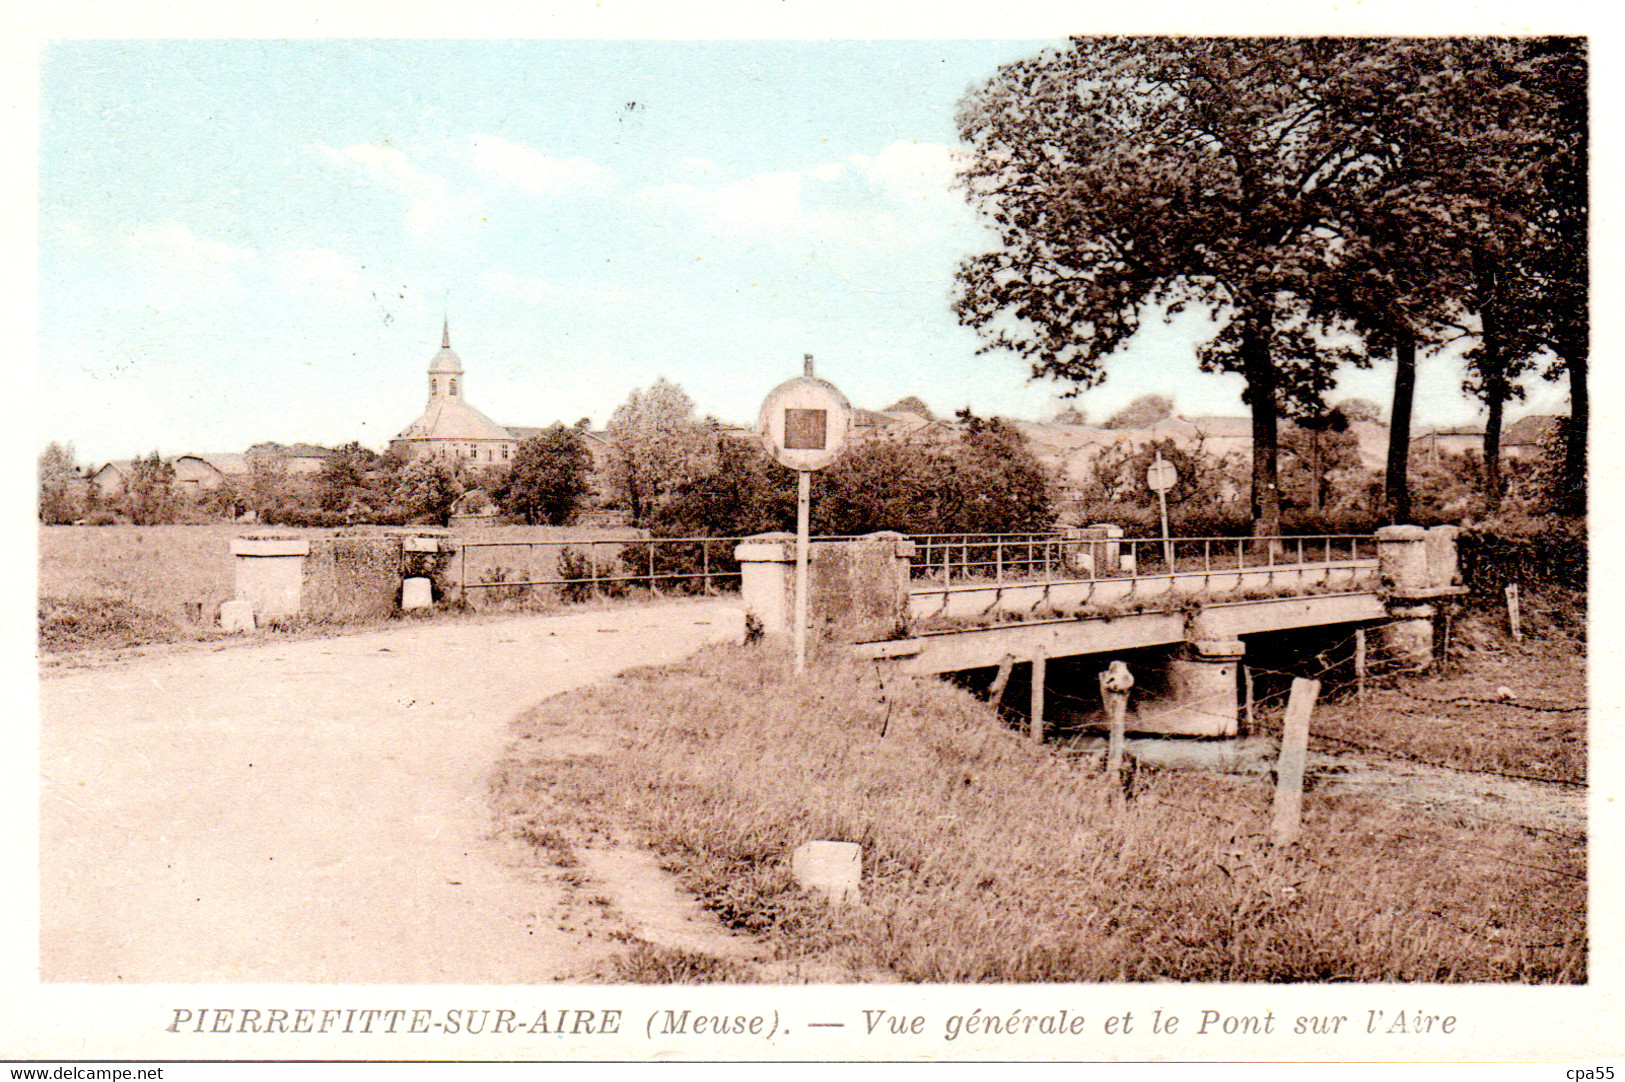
[493, 643, 1584, 983]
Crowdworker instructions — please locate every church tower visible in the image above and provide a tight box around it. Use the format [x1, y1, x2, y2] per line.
[427, 317, 464, 401]
[390, 318, 518, 466]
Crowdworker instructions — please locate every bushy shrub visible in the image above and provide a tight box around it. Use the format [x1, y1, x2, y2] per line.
[1458, 517, 1587, 596]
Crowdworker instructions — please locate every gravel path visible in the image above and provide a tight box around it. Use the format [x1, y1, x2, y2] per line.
[40, 601, 748, 983]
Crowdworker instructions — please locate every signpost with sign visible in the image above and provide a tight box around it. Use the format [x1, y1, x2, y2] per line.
[1146, 452, 1177, 571]
[758, 356, 851, 673]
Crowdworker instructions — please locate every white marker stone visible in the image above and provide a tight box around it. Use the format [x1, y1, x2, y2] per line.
[791, 840, 862, 907]
[401, 577, 433, 610]
[218, 599, 255, 633]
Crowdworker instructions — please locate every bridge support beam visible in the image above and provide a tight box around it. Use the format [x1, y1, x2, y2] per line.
[1376, 524, 1467, 672]
[1154, 638, 1246, 738]
[1380, 602, 1437, 671]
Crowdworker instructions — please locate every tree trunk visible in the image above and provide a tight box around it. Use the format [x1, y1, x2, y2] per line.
[1384, 333, 1417, 524]
[1484, 387, 1505, 508]
[1241, 308, 1282, 538]
[1562, 350, 1587, 516]
[1475, 258, 1507, 511]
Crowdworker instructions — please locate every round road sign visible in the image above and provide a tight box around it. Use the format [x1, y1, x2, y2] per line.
[758, 375, 852, 472]
[1146, 457, 1178, 493]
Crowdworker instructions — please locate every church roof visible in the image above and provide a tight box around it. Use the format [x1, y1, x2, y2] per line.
[397, 397, 512, 442]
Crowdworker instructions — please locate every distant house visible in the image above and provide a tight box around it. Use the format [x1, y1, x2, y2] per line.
[1502, 414, 1564, 459]
[851, 409, 959, 447]
[171, 453, 250, 496]
[90, 460, 136, 498]
[1411, 425, 1486, 464]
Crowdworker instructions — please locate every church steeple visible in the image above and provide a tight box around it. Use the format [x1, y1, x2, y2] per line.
[427, 317, 464, 401]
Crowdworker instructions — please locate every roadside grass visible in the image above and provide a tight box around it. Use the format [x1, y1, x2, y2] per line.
[493, 642, 1585, 983]
[36, 523, 671, 653]
[1307, 585, 1587, 787]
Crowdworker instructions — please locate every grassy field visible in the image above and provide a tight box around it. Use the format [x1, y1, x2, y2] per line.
[36, 523, 658, 652]
[492, 635, 1585, 983]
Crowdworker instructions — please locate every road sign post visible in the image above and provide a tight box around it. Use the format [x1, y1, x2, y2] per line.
[758, 358, 851, 674]
[1146, 453, 1177, 572]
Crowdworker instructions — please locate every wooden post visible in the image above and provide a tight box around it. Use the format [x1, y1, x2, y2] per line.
[793, 469, 811, 674]
[1440, 606, 1454, 675]
[1354, 629, 1367, 703]
[1506, 584, 1522, 642]
[1100, 661, 1133, 804]
[1269, 677, 1320, 847]
[988, 654, 1015, 706]
[1243, 664, 1255, 730]
[1028, 649, 1047, 745]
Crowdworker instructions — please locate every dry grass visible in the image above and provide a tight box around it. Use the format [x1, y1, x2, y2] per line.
[36, 523, 656, 651]
[493, 643, 1586, 983]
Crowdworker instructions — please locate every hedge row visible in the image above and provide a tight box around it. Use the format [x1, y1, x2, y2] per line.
[1457, 517, 1587, 595]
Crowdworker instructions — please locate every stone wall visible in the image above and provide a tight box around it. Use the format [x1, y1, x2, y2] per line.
[301, 538, 407, 620]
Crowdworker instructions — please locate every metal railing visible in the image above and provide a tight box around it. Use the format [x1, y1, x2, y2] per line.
[455, 535, 753, 601]
[909, 533, 1378, 587]
[450, 530, 1379, 607]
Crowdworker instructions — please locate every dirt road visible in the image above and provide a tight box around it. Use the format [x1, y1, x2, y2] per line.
[39, 601, 748, 983]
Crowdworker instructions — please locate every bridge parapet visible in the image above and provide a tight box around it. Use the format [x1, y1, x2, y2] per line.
[735, 532, 916, 643]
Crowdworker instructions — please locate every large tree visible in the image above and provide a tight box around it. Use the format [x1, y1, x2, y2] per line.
[955, 38, 1379, 537]
[604, 378, 716, 526]
[498, 425, 594, 525]
[39, 442, 80, 524]
[123, 452, 176, 525]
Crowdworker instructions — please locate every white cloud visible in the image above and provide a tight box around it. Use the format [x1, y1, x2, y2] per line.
[125, 222, 256, 282]
[848, 141, 965, 206]
[273, 247, 368, 298]
[317, 141, 479, 236]
[633, 141, 969, 250]
[479, 269, 566, 304]
[639, 169, 809, 236]
[465, 134, 615, 197]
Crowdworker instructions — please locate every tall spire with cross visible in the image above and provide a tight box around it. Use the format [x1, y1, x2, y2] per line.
[442, 315, 451, 350]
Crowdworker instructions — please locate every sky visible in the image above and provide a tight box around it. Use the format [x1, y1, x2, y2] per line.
[35, 36, 1575, 466]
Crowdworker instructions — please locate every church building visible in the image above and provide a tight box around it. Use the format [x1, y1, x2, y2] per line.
[390, 320, 522, 467]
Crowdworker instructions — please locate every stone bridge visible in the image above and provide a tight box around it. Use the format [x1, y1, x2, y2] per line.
[736, 525, 1465, 738]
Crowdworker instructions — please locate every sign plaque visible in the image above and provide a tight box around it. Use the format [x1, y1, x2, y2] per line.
[758, 376, 851, 472]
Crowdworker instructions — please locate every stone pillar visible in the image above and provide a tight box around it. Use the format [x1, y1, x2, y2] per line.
[735, 532, 915, 642]
[1157, 638, 1245, 737]
[1376, 524, 1460, 672]
[808, 532, 916, 643]
[735, 532, 796, 633]
[1380, 601, 1436, 670]
[1090, 523, 1125, 574]
[1425, 525, 1463, 591]
[231, 534, 309, 618]
[1376, 524, 1430, 593]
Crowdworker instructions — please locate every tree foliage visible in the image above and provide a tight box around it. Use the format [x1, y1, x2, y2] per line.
[316, 441, 382, 514]
[881, 396, 937, 420]
[123, 452, 176, 525]
[39, 442, 80, 524]
[394, 455, 464, 526]
[498, 426, 594, 525]
[1103, 395, 1175, 430]
[605, 378, 715, 526]
[955, 37, 1587, 528]
[654, 416, 1055, 538]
